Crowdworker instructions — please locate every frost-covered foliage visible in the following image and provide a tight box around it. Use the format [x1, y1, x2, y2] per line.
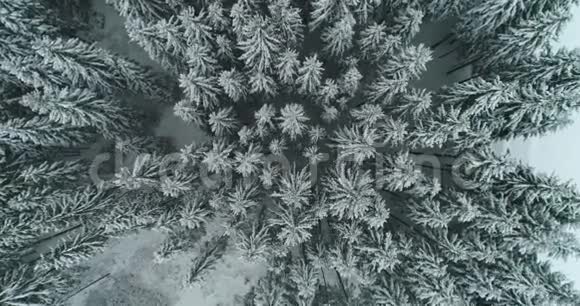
[0, 0, 179, 304]
[6, 0, 577, 304]
[107, 0, 580, 303]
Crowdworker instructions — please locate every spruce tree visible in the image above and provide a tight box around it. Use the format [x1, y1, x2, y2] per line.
[0, 0, 180, 303]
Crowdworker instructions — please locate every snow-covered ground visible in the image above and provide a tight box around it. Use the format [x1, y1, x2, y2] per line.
[66, 226, 268, 306]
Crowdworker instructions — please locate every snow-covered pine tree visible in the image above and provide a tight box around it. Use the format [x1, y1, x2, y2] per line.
[0, 0, 179, 303]
[481, 5, 571, 68]
[446, 1, 578, 91]
[499, 47, 580, 91]
[106, 0, 580, 304]
[454, 0, 576, 49]
[434, 75, 580, 140]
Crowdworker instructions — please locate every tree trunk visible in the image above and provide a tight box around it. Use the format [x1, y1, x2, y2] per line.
[438, 45, 461, 59]
[320, 268, 330, 305]
[335, 269, 349, 302]
[409, 150, 459, 159]
[32, 223, 83, 247]
[430, 33, 454, 49]
[58, 273, 112, 303]
[459, 74, 481, 83]
[417, 163, 453, 172]
[300, 243, 308, 262]
[447, 56, 483, 75]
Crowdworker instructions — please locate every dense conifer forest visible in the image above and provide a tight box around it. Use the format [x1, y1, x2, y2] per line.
[2, 0, 580, 305]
